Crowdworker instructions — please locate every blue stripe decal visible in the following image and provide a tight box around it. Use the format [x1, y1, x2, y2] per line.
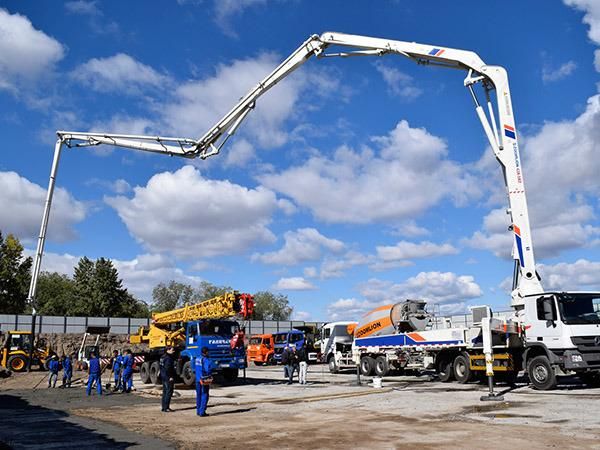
[356, 335, 462, 347]
[504, 128, 516, 139]
[428, 48, 441, 56]
[515, 234, 525, 267]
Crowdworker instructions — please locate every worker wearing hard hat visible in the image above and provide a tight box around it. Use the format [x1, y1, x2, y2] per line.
[195, 347, 213, 417]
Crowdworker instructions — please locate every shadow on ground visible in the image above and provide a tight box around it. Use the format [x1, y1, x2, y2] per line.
[0, 393, 141, 449]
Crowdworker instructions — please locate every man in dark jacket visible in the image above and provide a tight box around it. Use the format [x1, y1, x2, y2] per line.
[160, 347, 176, 412]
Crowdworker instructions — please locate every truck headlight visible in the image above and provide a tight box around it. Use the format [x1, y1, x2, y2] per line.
[571, 354, 583, 363]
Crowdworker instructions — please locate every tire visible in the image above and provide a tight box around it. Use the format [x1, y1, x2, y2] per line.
[222, 368, 239, 384]
[328, 355, 339, 374]
[149, 361, 162, 385]
[437, 356, 454, 382]
[266, 354, 275, 365]
[453, 353, 472, 384]
[7, 355, 28, 372]
[139, 362, 151, 384]
[181, 361, 195, 386]
[253, 361, 264, 366]
[527, 355, 557, 390]
[374, 356, 389, 377]
[360, 356, 375, 376]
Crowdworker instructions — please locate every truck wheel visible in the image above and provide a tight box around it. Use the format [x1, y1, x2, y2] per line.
[222, 368, 239, 384]
[149, 361, 162, 385]
[437, 356, 454, 382]
[139, 362, 151, 384]
[7, 355, 28, 372]
[328, 355, 339, 374]
[453, 353, 472, 384]
[181, 361, 195, 386]
[527, 355, 557, 390]
[253, 361, 264, 366]
[360, 356, 375, 376]
[374, 356, 389, 377]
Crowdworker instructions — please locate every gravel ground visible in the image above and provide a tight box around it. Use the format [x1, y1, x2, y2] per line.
[2, 365, 600, 449]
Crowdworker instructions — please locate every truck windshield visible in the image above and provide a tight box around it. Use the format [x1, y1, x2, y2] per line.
[199, 321, 239, 336]
[557, 294, 600, 325]
[274, 334, 287, 344]
[249, 337, 262, 345]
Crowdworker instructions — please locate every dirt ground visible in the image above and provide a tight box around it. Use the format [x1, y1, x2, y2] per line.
[2, 365, 600, 449]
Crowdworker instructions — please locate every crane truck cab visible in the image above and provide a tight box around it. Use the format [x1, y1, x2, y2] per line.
[520, 292, 600, 389]
[247, 334, 275, 366]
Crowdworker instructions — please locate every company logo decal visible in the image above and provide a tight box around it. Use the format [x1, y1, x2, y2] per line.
[428, 48, 445, 57]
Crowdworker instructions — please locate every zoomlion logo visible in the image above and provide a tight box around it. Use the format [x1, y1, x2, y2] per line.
[356, 321, 381, 338]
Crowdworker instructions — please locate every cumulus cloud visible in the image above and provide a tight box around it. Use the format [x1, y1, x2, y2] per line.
[373, 61, 422, 99]
[252, 228, 344, 266]
[72, 53, 170, 95]
[465, 94, 600, 260]
[0, 9, 65, 93]
[272, 277, 316, 291]
[260, 120, 477, 224]
[292, 310, 311, 321]
[327, 297, 381, 321]
[375, 241, 458, 263]
[320, 251, 372, 279]
[542, 60, 577, 83]
[27, 250, 202, 302]
[0, 171, 86, 243]
[213, 0, 267, 38]
[105, 165, 280, 258]
[538, 259, 600, 291]
[64, 1, 119, 35]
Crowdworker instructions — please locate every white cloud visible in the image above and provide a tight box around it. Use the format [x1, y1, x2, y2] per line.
[252, 228, 344, 266]
[0, 171, 86, 243]
[565, 0, 600, 45]
[223, 139, 256, 168]
[595, 49, 600, 72]
[27, 250, 202, 303]
[105, 165, 279, 258]
[272, 277, 316, 291]
[359, 272, 482, 305]
[292, 310, 311, 321]
[465, 94, 600, 259]
[161, 52, 302, 147]
[374, 61, 422, 99]
[85, 178, 132, 194]
[72, 53, 170, 95]
[326, 297, 381, 321]
[392, 221, 430, 238]
[0, 9, 65, 93]
[320, 251, 372, 279]
[537, 259, 600, 291]
[64, 1, 119, 35]
[260, 120, 477, 224]
[542, 60, 577, 83]
[213, 0, 267, 38]
[376, 241, 458, 262]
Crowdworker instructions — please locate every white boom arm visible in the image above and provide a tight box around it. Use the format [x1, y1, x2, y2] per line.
[28, 32, 542, 320]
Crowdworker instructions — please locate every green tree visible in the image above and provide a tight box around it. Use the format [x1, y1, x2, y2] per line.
[152, 281, 194, 313]
[194, 281, 232, 302]
[0, 232, 32, 314]
[72, 256, 95, 316]
[35, 271, 75, 315]
[252, 291, 293, 320]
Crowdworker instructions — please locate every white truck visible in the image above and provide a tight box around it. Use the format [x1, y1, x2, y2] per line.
[319, 321, 357, 373]
[29, 32, 600, 390]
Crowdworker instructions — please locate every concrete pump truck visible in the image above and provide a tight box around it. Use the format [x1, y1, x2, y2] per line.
[27, 32, 600, 390]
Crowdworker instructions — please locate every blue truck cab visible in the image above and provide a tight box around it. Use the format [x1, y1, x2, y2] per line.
[273, 330, 306, 363]
[178, 319, 245, 384]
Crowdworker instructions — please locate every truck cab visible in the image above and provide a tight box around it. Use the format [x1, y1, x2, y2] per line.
[247, 334, 275, 366]
[521, 292, 600, 388]
[1, 331, 49, 372]
[178, 319, 245, 385]
[273, 330, 305, 363]
[320, 321, 357, 373]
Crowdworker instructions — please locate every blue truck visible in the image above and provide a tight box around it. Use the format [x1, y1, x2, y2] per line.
[273, 328, 319, 363]
[132, 292, 254, 386]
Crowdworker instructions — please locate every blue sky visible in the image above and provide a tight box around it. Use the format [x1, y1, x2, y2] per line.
[1, 0, 600, 321]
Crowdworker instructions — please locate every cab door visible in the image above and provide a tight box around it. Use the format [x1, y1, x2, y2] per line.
[524, 295, 564, 349]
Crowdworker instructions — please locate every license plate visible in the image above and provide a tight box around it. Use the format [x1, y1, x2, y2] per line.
[220, 363, 230, 368]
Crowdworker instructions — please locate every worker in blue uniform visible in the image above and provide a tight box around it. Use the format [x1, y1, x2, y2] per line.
[121, 349, 134, 393]
[195, 347, 213, 417]
[61, 354, 73, 388]
[111, 350, 122, 391]
[47, 354, 59, 388]
[86, 352, 102, 396]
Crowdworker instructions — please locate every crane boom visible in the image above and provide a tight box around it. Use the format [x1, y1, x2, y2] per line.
[28, 32, 543, 329]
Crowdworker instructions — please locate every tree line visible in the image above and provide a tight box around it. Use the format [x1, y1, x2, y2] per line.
[0, 231, 293, 320]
